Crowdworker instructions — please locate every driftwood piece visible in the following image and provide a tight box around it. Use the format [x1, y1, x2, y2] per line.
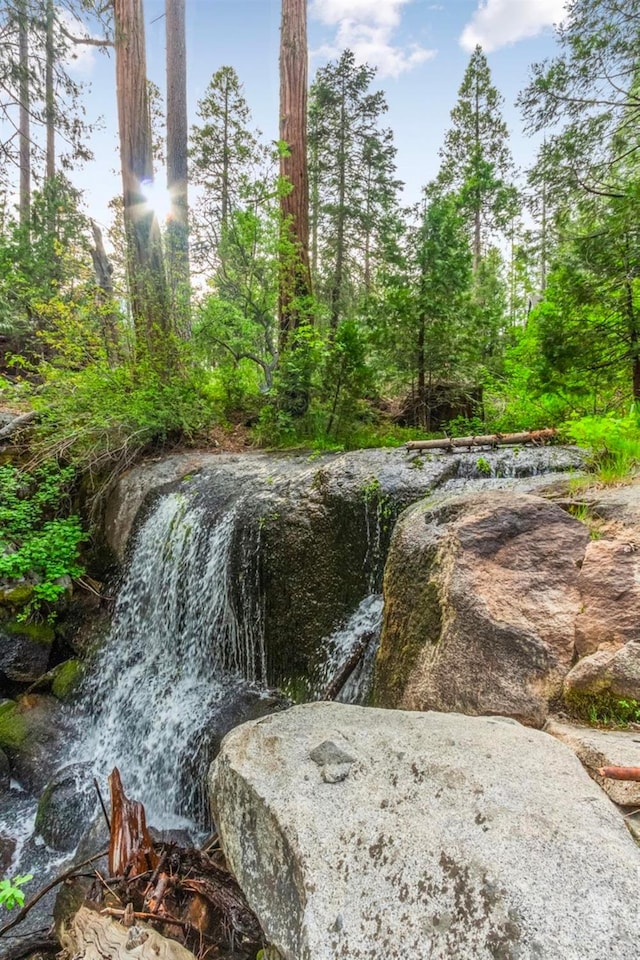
[108, 768, 159, 878]
[0, 410, 38, 441]
[405, 428, 558, 451]
[598, 765, 640, 782]
[59, 906, 197, 960]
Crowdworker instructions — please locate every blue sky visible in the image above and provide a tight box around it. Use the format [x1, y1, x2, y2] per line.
[64, 0, 567, 233]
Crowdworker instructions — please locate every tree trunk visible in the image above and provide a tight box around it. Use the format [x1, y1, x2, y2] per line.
[417, 315, 426, 430]
[114, 0, 169, 351]
[90, 220, 120, 365]
[165, 0, 190, 335]
[330, 88, 346, 331]
[278, 0, 312, 345]
[472, 74, 481, 277]
[45, 0, 55, 182]
[18, 0, 30, 234]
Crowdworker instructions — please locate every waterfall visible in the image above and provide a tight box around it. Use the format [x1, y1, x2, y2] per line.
[83, 491, 266, 828]
[316, 594, 384, 704]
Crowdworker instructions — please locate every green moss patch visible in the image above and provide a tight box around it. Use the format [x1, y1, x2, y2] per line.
[5, 619, 55, 645]
[51, 659, 84, 701]
[0, 700, 27, 750]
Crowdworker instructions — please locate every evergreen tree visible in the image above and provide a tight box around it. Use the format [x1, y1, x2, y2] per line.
[439, 45, 518, 275]
[309, 50, 401, 328]
[190, 66, 263, 272]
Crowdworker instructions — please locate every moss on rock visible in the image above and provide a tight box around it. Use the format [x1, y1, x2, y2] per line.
[5, 619, 55, 645]
[51, 659, 84, 702]
[0, 700, 28, 750]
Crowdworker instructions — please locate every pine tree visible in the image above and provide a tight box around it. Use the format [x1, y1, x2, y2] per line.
[191, 67, 266, 270]
[439, 45, 518, 275]
[309, 50, 401, 328]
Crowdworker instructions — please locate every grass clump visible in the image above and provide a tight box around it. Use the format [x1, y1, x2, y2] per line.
[565, 690, 640, 728]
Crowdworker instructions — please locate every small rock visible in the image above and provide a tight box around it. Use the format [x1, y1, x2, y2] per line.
[565, 641, 640, 703]
[309, 740, 355, 766]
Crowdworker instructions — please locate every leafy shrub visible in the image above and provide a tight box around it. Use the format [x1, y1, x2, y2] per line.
[562, 413, 640, 482]
[0, 874, 33, 911]
[0, 462, 86, 617]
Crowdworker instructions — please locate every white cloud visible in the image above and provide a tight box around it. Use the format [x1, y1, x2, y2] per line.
[58, 10, 100, 75]
[460, 0, 567, 53]
[311, 0, 436, 78]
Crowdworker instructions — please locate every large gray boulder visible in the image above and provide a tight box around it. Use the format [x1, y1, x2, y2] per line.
[210, 703, 639, 960]
[373, 492, 589, 726]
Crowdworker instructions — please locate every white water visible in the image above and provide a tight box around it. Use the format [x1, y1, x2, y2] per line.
[82, 491, 266, 827]
[316, 594, 384, 704]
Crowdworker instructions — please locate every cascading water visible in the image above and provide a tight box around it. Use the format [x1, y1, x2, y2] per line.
[82, 490, 266, 828]
[315, 594, 384, 704]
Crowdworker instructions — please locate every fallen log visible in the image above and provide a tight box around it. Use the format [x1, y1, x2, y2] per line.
[598, 765, 640, 782]
[58, 906, 198, 960]
[405, 428, 558, 451]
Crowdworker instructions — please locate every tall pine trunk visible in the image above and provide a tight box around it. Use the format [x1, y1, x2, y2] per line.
[165, 0, 190, 335]
[18, 0, 30, 235]
[45, 0, 55, 182]
[279, 0, 311, 346]
[114, 0, 169, 352]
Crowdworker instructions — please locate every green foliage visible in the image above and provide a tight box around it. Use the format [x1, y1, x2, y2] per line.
[0, 462, 86, 617]
[0, 874, 33, 911]
[562, 413, 640, 482]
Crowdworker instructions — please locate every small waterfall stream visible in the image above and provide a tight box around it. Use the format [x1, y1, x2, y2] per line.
[83, 491, 267, 827]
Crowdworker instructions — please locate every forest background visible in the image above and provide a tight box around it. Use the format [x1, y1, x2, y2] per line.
[0, 0, 639, 617]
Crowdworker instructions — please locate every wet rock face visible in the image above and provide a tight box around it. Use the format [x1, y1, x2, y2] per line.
[374, 492, 589, 726]
[209, 703, 640, 960]
[104, 447, 583, 693]
[0, 695, 77, 795]
[0, 619, 54, 685]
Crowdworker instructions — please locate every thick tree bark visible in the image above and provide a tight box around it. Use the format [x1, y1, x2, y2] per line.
[18, 0, 30, 233]
[114, 0, 169, 349]
[279, 0, 312, 345]
[165, 0, 190, 335]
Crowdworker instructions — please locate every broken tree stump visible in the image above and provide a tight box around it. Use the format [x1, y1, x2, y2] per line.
[108, 767, 159, 878]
